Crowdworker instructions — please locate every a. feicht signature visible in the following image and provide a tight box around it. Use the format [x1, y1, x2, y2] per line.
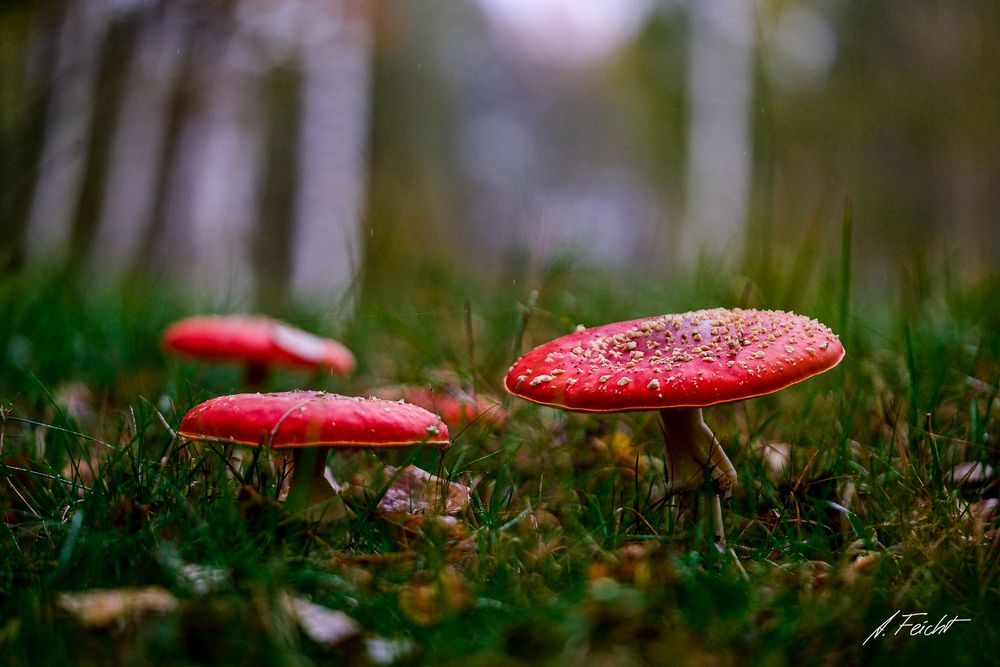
[862, 610, 971, 645]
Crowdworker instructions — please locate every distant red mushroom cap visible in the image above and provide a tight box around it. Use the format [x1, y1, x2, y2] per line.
[372, 384, 507, 428]
[178, 391, 450, 449]
[162, 315, 355, 374]
[505, 308, 844, 412]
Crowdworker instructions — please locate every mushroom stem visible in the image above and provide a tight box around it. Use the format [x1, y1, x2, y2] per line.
[285, 447, 351, 522]
[659, 408, 737, 494]
[244, 362, 269, 388]
[659, 407, 736, 543]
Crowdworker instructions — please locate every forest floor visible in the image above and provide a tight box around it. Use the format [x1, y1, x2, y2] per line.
[1, 253, 997, 666]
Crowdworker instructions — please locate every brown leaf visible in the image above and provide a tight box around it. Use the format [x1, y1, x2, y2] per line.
[841, 553, 881, 584]
[56, 587, 177, 629]
[397, 566, 469, 627]
[592, 431, 659, 477]
[377, 465, 471, 522]
[968, 497, 998, 523]
[587, 542, 676, 589]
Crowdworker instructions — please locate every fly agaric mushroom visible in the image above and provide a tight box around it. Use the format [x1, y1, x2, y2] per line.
[373, 384, 506, 429]
[162, 315, 355, 387]
[504, 307, 844, 542]
[178, 391, 449, 520]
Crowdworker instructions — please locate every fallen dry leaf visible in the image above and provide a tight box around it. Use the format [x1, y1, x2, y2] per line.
[285, 594, 360, 647]
[56, 587, 177, 629]
[398, 566, 469, 627]
[365, 636, 418, 665]
[841, 552, 881, 584]
[593, 431, 659, 476]
[949, 461, 994, 487]
[967, 497, 998, 523]
[178, 562, 229, 594]
[377, 465, 471, 521]
[587, 541, 674, 589]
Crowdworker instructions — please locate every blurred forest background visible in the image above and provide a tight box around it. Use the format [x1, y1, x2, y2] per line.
[1, 0, 998, 310]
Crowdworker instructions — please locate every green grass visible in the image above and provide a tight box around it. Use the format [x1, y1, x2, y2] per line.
[0, 253, 998, 666]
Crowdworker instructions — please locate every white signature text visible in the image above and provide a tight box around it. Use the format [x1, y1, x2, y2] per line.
[863, 610, 971, 645]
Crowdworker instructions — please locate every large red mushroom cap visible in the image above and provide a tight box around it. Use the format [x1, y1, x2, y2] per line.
[505, 308, 844, 412]
[162, 315, 355, 375]
[178, 391, 450, 449]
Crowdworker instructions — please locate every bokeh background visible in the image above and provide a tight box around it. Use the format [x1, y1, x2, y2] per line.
[2, 0, 998, 309]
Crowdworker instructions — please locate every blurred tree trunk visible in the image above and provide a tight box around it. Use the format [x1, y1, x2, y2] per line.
[682, 0, 754, 265]
[14, 0, 372, 309]
[89, 5, 186, 275]
[24, 1, 112, 265]
[288, 15, 371, 308]
[154, 13, 263, 305]
[0, 2, 55, 272]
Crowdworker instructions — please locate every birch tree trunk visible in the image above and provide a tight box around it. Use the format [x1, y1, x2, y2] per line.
[25, 1, 111, 264]
[682, 0, 755, 265]
[89, 7, 185, 273]
[288, 9, 372, 306]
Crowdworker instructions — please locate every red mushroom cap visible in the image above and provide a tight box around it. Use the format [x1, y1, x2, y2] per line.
[505, 308, 844, 412]
[178, 391, 450, 449]
[372, 384, 507, 428]
[162, 315, 355, 374]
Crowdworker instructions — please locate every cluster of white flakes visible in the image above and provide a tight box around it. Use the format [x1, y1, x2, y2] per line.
[529, 374, 555, 387]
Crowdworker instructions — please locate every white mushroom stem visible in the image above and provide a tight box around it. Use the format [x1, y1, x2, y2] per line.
[284, 447, 351, 522]
[658, 407, 737, 493]
[659, 407, 737, 543]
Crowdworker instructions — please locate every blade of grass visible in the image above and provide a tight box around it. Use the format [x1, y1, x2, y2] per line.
[56, 509, 85, 571]
[839, 197, 853, 340]
[924, 412, 944, 501]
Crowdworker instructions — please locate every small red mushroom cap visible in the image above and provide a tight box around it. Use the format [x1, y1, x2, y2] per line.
[178, 391, 450, 449]
[162, 315, 355, 374]
[505, 308, 844, 412]
[373, 384, 507, 428]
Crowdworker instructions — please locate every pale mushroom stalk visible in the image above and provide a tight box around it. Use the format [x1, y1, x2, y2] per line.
[285, 447, 351, 522]
[659, 407, 737, 544]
